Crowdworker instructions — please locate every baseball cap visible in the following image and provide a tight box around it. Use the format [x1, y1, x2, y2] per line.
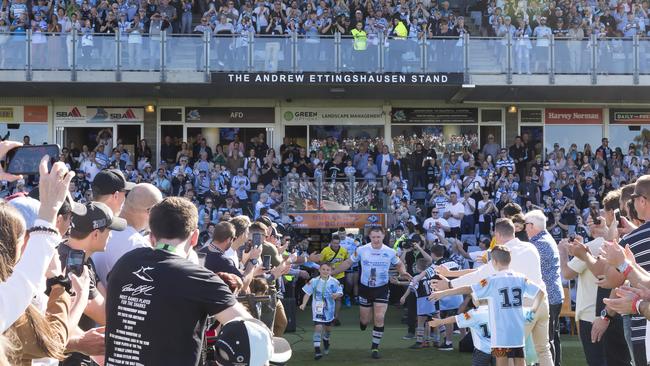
[631, 175, 650, 199]
[7, 196, 41, 229]
[270, 223, 283, 238]
[28, 186, 87, 216]
[213, 318, 291, 366]
[71, 201, 126, 234]
[92, 169, 135, 196]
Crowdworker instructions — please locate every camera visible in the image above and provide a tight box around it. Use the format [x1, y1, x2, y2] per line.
[401, 239, 414, 250]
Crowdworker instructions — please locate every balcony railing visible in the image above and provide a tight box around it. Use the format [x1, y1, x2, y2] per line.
[283, 177, 389, 213]
[2, 30, 648, 84]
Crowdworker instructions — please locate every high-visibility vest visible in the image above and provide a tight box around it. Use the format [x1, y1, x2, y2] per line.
[351, 28, 367, 50]
[393, 234, 407, 251]
[394, 21, 408, 39]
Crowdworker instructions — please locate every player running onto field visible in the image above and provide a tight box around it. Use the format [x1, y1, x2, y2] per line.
[332, 226, 412, 359]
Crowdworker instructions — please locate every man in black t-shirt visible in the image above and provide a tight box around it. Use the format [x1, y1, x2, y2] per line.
[201, 221, 243, 278]
[105, 197, 255, 366]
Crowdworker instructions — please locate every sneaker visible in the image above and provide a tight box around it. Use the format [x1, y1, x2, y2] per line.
[323, 345, 330, 355]
[438, 342, 453, 351]
[409, 342, 424, 349]
[315, 353, 323, 360]
[371, 350, 381, 359]
[333, 319, 341, 326]
[402, 333, 415, 340]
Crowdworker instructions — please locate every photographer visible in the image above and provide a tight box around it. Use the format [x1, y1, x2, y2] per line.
[200, 221, 264, 296]
[251, 220, 292, 335]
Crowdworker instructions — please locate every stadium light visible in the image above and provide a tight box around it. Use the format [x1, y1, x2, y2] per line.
[508, 105, 517, 114]
[145, 105, 155, 113]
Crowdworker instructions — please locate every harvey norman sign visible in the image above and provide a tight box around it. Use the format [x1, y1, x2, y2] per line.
[216, 72, 463, 85]
[544, 108, 603, 124]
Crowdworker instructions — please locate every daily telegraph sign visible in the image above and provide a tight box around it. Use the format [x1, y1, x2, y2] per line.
[214, 72, 464, 85]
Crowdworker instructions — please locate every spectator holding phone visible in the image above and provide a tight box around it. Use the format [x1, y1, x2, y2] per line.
[200, 221, 264, 295]
[57, 200, 126, 364]
[0, 142, 71, 332]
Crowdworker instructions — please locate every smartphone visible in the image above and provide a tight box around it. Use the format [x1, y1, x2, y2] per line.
[568, 233, 576, 242]
[262, 255, 272, 270]
[591, 210, 601, 225]
[615, 209, 623, 228]
[252, 232, 263, 248]
[66, 249, 85, 276]
[5, 144, 59, 175]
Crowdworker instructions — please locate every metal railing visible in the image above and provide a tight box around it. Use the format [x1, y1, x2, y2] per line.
[1, 30, 647, 84]
[282, 176, 389, 213]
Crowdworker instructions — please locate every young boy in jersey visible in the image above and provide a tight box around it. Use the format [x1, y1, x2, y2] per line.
[319, 234, 349, 326]
[299, 262, 344, 360]
[400, 257, 435, 349]
[429, 305, 494, 366]
[419, 245, 464, 350]
[430, 246, 543, 366]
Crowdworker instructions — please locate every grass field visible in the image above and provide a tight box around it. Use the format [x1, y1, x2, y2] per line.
[283, 305, 587, 366]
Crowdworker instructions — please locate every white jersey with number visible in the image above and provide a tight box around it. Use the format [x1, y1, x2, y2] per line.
[471, 270, 541, 348]
[350, 244, 399, 287]
[456, 306, 491, 355]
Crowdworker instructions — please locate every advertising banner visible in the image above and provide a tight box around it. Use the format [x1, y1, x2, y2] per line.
[185, 107, 274, 123]
[281, 108, 384, 124]
[545, 108, 603, 124]
[391, 108, 478, 124]
[290, 213, 386, 229]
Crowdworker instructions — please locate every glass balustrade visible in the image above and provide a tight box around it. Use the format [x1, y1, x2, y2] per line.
[284, 177, 387, 212]
[0, 31, 644, 83]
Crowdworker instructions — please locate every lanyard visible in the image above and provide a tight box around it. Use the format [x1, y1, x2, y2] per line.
[156, 243, 178, 254]
[315, 277, 327, 302]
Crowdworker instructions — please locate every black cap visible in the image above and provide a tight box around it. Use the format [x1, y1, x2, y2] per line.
[92, 169, 135, 196]
[28, 186, 87, 216]
[71, 201, 126, 234]
[214, 318, 291, 366]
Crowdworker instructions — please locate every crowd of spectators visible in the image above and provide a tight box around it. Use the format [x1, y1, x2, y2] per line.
[0, 138, 288, 366]
[472, 0, 650, 73]
[3, 0, 648, 73]
[5, 126, 650, 364]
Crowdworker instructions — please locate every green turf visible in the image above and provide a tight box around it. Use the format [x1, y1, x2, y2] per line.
[283, 305, 587, 365]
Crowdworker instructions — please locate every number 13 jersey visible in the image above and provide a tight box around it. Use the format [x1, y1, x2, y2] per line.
[471, 270, 541, 348]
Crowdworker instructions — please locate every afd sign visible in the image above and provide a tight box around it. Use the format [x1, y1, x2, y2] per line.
[214, 72, 464, 86]
[55, 107, 144, 123]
